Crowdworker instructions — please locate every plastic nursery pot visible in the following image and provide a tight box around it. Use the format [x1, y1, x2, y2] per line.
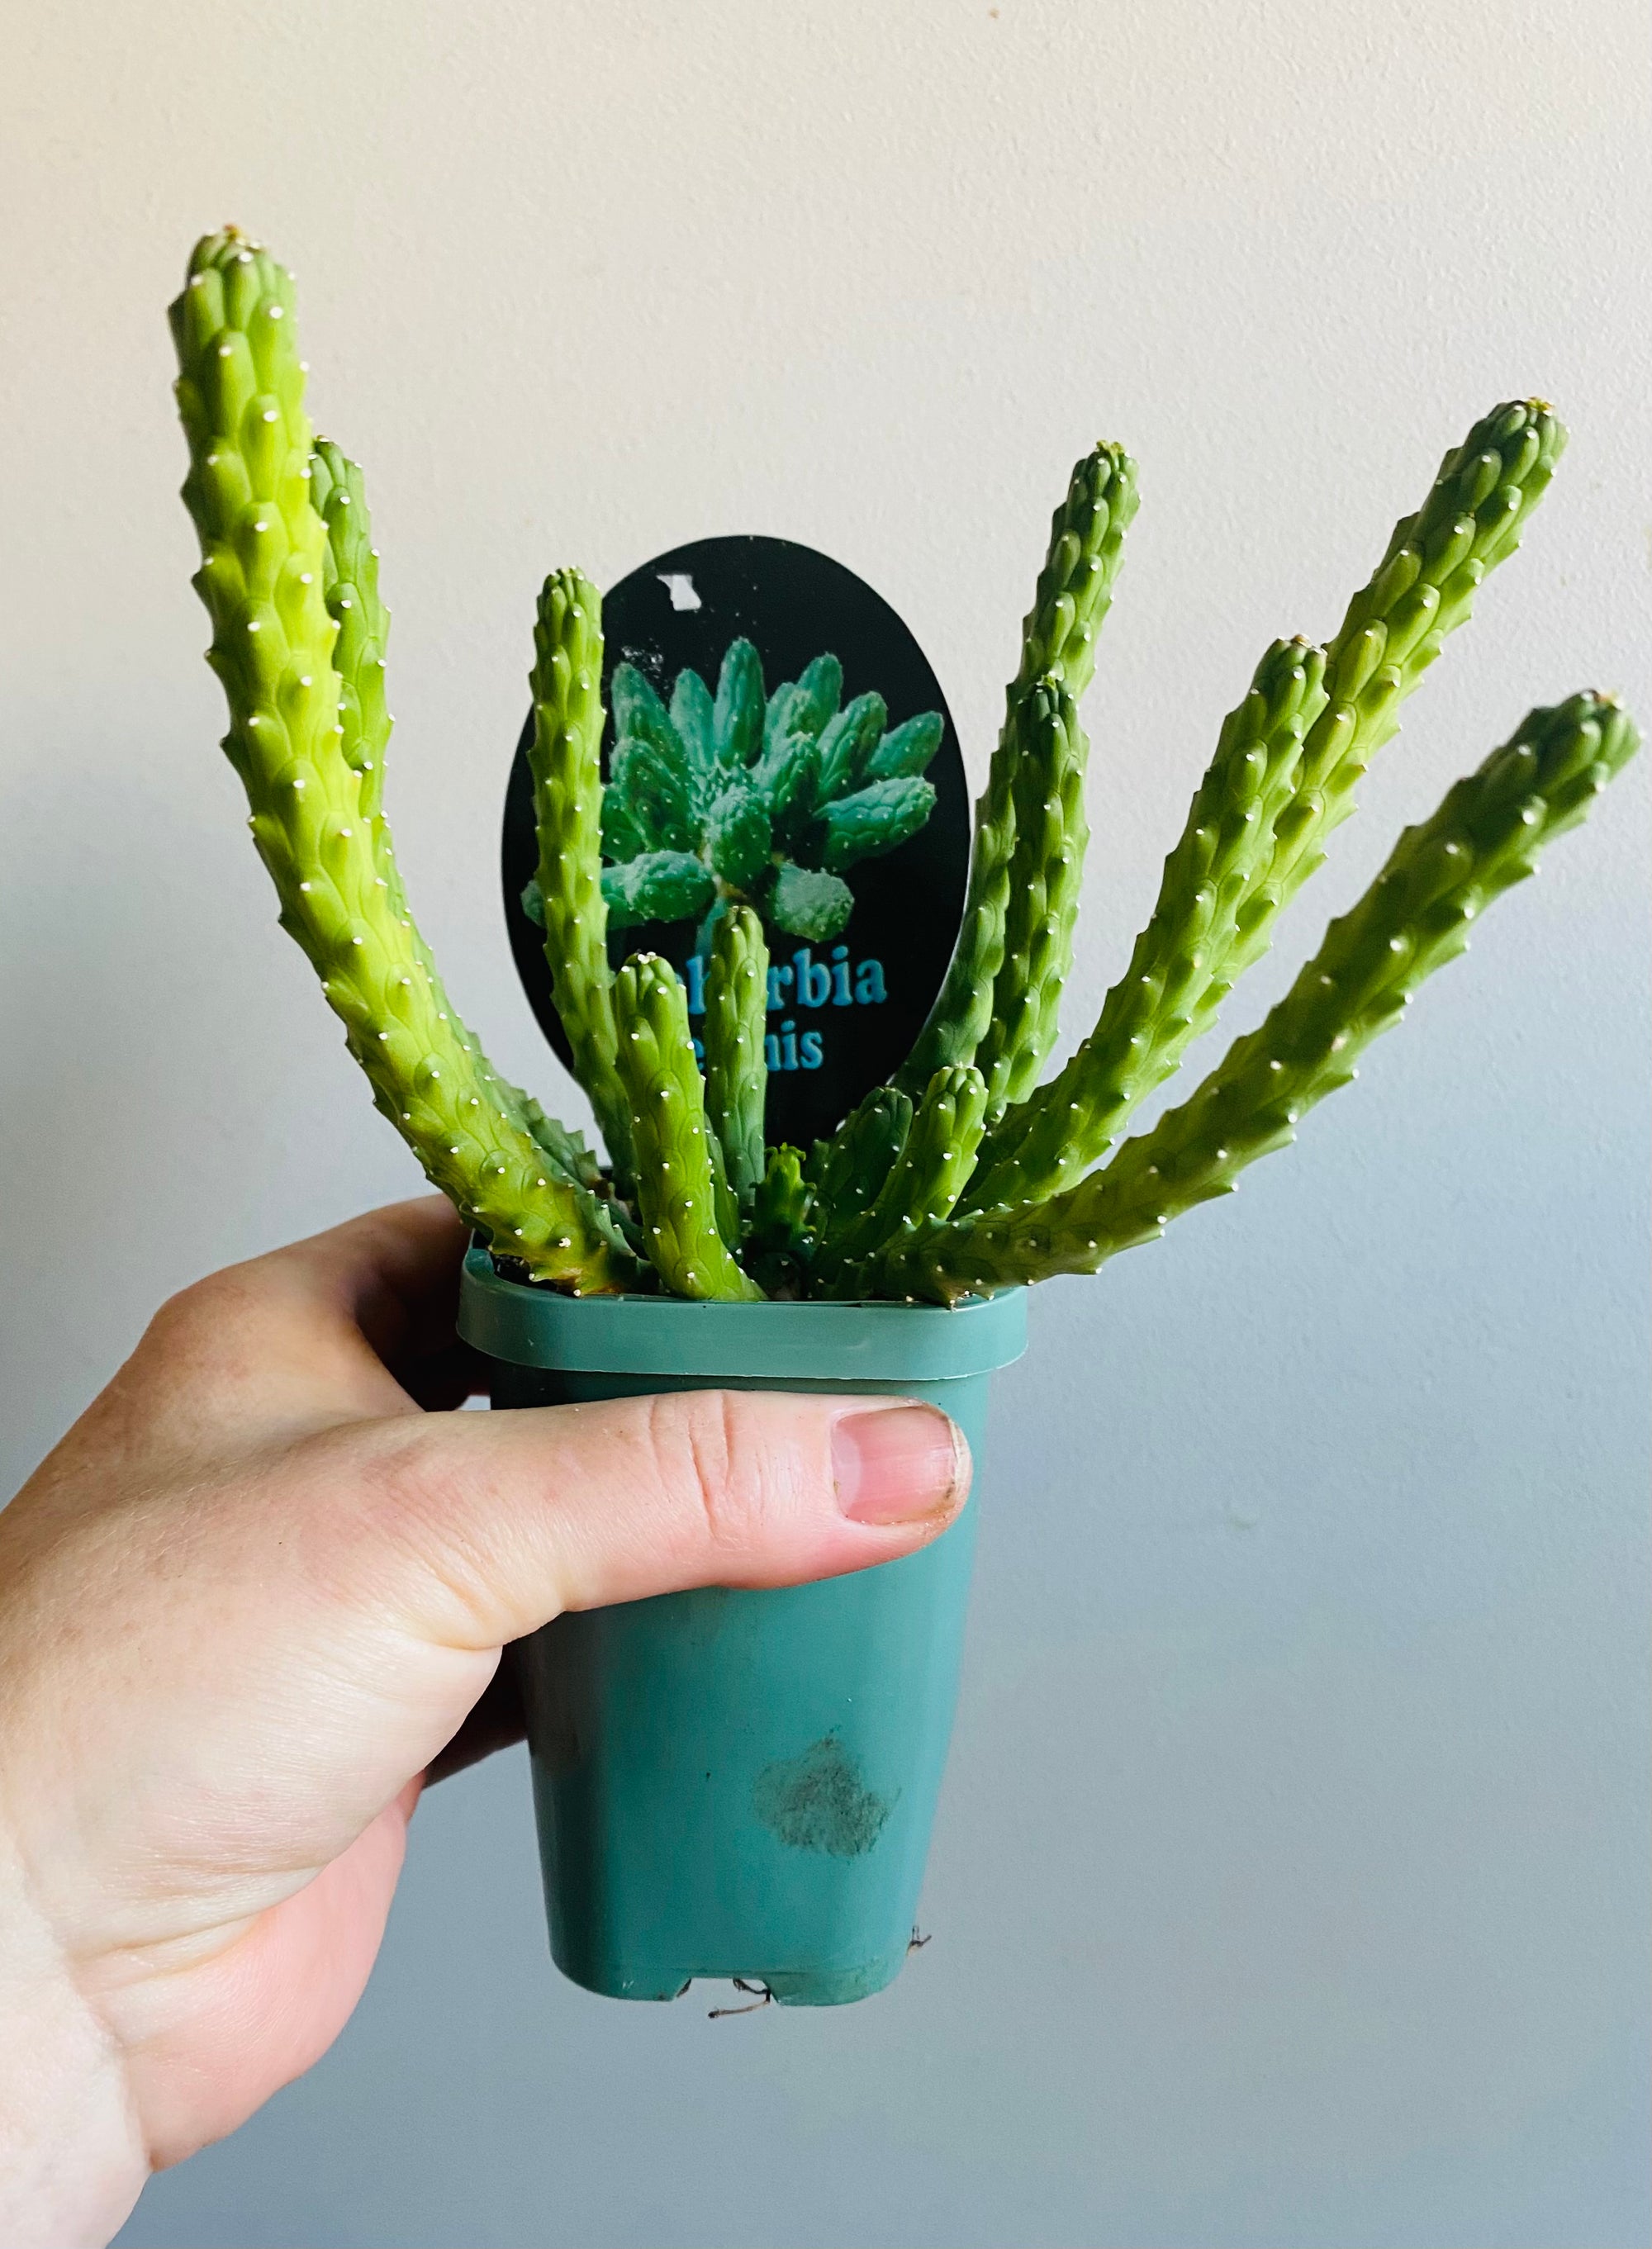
[457, 1243, 1027, 2007]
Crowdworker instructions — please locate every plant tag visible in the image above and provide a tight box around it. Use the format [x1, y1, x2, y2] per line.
[504, 535, 970, 1149]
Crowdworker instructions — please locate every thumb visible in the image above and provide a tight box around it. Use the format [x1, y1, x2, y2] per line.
[4, 1386, 973, 1951]
[316, 1385, 972, 1654]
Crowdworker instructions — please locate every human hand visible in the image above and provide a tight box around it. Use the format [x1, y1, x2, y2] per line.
[0, 1198, 969, 2247]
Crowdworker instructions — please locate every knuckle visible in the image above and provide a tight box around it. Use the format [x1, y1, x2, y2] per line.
[127, 1271, 260, 1411]
[141, 1267, 258, 1364]
[641, 1388, 763, 1552]
[141, 1271, 220, 1351]
[292, 1420, 502, 1643]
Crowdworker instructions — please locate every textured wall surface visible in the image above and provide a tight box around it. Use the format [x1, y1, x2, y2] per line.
[2, 3, 1647, 2244]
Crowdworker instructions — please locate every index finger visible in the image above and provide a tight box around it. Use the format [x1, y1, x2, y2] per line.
[135, 1198, 476, 1442]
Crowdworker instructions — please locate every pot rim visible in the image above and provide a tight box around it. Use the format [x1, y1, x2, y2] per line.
[458, 1241, 1028, 1382]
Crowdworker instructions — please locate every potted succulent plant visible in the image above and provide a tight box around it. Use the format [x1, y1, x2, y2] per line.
[170, 226, 1637, 2008]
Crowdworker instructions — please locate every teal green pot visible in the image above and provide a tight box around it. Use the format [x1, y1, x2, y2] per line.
[458, 1245, 1026, 2008]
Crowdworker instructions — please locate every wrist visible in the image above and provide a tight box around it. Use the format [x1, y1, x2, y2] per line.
[0, 1810, 146, 2248]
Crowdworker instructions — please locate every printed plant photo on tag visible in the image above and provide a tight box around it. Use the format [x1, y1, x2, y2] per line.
[504, 535, 971, 1146]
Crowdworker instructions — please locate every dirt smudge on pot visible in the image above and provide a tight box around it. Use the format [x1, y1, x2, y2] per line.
[752, 1732, 896, 1857]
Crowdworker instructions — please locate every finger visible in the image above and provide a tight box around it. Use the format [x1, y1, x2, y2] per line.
[98, 1782, 423, 2171]
[219, 1193, 469, 1383]
[283, 1197, 472, 1371]
[132, 1198, 471, 1444]
[311, 1383, 973, 1658]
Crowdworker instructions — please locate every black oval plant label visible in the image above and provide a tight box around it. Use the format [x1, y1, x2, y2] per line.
[503, 535, 970, 1151]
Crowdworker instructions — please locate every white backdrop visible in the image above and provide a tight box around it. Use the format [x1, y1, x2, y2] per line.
[2, 4, 1647, 2244]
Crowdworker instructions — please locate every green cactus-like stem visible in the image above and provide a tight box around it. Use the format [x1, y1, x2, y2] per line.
[971, 679, 1090, 1117]
[309, 438, 612, 1213]
[612, 955, 765, 1301]
[809, 1087, 914, 1255]
[702, 905, 769, 1203]
[743, 1144, 817, 1295]
[966, 638, 1327, 1208]
[968, 402, 1563, 1215]
[1291, 401, 1564, 860]
[748, 1144, 814, 1246]
[885, 692, 1637, 1302]
[309, 440, 390, 826]
[1014, 440, 1142, 701]
[821, 1066, 989, 1298]
[894, 710, 1015, 1089]
[528, 569, 635, 1183]
[169, 229, 634, 1292]
[877, 1063, 989, 1231]
[512, 1085, 602, 1191]
[704, 1124, 742, 1250]
[895, 442, 1137, 1094]
[1254, 401, 1564, 932]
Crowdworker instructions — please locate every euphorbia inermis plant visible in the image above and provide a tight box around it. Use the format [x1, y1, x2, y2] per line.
[172, 229, 1639, 1302]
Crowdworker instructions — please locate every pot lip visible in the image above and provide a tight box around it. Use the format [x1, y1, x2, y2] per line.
[458, 1242, 1028, 1382]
